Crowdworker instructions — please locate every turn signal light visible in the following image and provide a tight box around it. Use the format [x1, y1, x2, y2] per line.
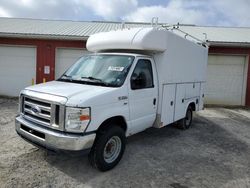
[80, 115, 90, 121]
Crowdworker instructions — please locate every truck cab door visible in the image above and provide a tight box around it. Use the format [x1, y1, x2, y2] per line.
[128, 58, 158, 134]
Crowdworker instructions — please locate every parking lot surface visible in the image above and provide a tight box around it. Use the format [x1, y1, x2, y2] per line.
[0, 98, 250, 188]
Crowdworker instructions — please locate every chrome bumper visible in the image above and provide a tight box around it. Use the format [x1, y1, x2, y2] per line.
[15, 116, 96, 151]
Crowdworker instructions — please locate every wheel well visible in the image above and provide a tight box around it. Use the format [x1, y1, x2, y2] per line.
[97, 116, 127, 133]
[189, 102, 196, 111]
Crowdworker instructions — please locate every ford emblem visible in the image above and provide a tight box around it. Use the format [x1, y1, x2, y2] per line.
[31, 106, 41, 114]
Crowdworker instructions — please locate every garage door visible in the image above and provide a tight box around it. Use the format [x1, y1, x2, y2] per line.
[55, 48, 88, 79]
[0, 46, 36, 97]
[205, 55, 247, 105]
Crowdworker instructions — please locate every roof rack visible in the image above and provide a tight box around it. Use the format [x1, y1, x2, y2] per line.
[161, 23, 209, 48]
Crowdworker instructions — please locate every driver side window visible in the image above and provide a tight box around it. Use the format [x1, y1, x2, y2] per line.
[130, 59, 154, 90]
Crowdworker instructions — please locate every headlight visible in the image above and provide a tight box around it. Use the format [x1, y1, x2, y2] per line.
[65, 107, 90, 133]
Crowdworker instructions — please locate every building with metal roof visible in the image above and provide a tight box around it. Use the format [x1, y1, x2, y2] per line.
[178, 25, 250, 46]
[0, 17, 250, 107]
[1, 17, 250, 45]
[0, 17, 150, 40]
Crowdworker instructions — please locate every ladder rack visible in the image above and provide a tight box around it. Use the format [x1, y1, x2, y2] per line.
[161, 24, 209, 48]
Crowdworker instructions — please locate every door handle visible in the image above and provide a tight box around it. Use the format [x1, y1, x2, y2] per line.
[153, 98, 156, 105]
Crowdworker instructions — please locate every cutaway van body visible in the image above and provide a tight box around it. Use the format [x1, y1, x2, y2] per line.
[16, 27, 208, 171]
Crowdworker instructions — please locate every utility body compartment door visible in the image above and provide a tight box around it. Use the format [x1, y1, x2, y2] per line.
[161, 84, 176, 126]
[159, 82, 203, 127]
[185, 83, 200, 99]
[174, 84, 186, 121]
[199, 83, 205, 110]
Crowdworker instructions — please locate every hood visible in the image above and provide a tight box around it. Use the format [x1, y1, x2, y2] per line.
[25, 81, 115, 99]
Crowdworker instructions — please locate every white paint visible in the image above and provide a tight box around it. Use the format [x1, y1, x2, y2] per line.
[152, 28, 208, 126]
[161, 84, 176, 125]
[205, 55, 246, 105]
[86, 27, 208, 127]
[26, 80, 117, 101]
[22, 27, 208, 138]
[87, 27, 168, 52]
[55, 48, 88, 79]
[199, 83, 205, 110]
[0, 45, 36, 96]
[128, 57, 158, 134]
[25, 80, 131, 136]
[174, 84, 186, 121]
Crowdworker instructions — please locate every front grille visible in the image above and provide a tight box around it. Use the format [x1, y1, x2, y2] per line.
[22, 96, 63, 130]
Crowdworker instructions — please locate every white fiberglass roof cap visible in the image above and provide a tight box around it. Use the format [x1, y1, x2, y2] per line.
[86, 27, 169, 52]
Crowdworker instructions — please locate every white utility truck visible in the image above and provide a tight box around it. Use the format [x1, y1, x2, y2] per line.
[16, 27, 208, 171]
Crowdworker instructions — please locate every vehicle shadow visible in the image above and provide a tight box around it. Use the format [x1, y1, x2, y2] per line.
[43, 124, 181, 183]
[41, 113, 250, 187]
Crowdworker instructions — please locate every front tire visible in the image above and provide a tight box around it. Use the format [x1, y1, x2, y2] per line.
[178, 106, 193, 129]
[88, 126, 126, 171]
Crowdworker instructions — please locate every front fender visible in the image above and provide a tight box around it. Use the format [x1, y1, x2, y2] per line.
[85, 101, 130, 135]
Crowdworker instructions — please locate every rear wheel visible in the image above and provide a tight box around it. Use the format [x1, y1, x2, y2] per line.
[178, 106, 193, 129]
[88, 126, 126, 171]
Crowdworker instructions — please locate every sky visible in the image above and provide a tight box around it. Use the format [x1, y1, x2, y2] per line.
[0, 0, 250, 27]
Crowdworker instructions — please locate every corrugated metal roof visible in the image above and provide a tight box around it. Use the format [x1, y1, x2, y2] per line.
[0, 17, 250, 46]
[0, 17, 150, 40]
[178, 25, 250, 45]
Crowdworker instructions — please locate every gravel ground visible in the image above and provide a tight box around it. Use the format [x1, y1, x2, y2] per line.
[0, 98, 250, 188]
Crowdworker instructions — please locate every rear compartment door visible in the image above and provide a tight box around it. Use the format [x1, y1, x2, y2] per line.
[199, 83, 205, 110]
[174, 84, 186, 121]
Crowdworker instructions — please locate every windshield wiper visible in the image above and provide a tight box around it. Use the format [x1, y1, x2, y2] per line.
[58, 75, 113, 87]
[60, 74, 72, 79]
[81, 76, 113, 87]
[81, 76, 103, 82]
[57, 75, 74, 82]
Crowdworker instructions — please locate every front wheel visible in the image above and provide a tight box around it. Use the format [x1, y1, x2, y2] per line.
[88, 126, 126, 171]
[178, 106, 193, 129]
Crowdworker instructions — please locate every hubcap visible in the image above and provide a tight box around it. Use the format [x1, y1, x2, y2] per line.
[103, 136, 122, 163]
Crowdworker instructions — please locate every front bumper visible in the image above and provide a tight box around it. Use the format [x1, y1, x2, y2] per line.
[15, 115, 96, 151]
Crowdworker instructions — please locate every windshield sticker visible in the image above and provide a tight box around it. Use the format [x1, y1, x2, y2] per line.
[108, 66, 124, 71]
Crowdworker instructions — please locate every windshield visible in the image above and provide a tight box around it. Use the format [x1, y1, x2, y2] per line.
[58, 54, 134, 87]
